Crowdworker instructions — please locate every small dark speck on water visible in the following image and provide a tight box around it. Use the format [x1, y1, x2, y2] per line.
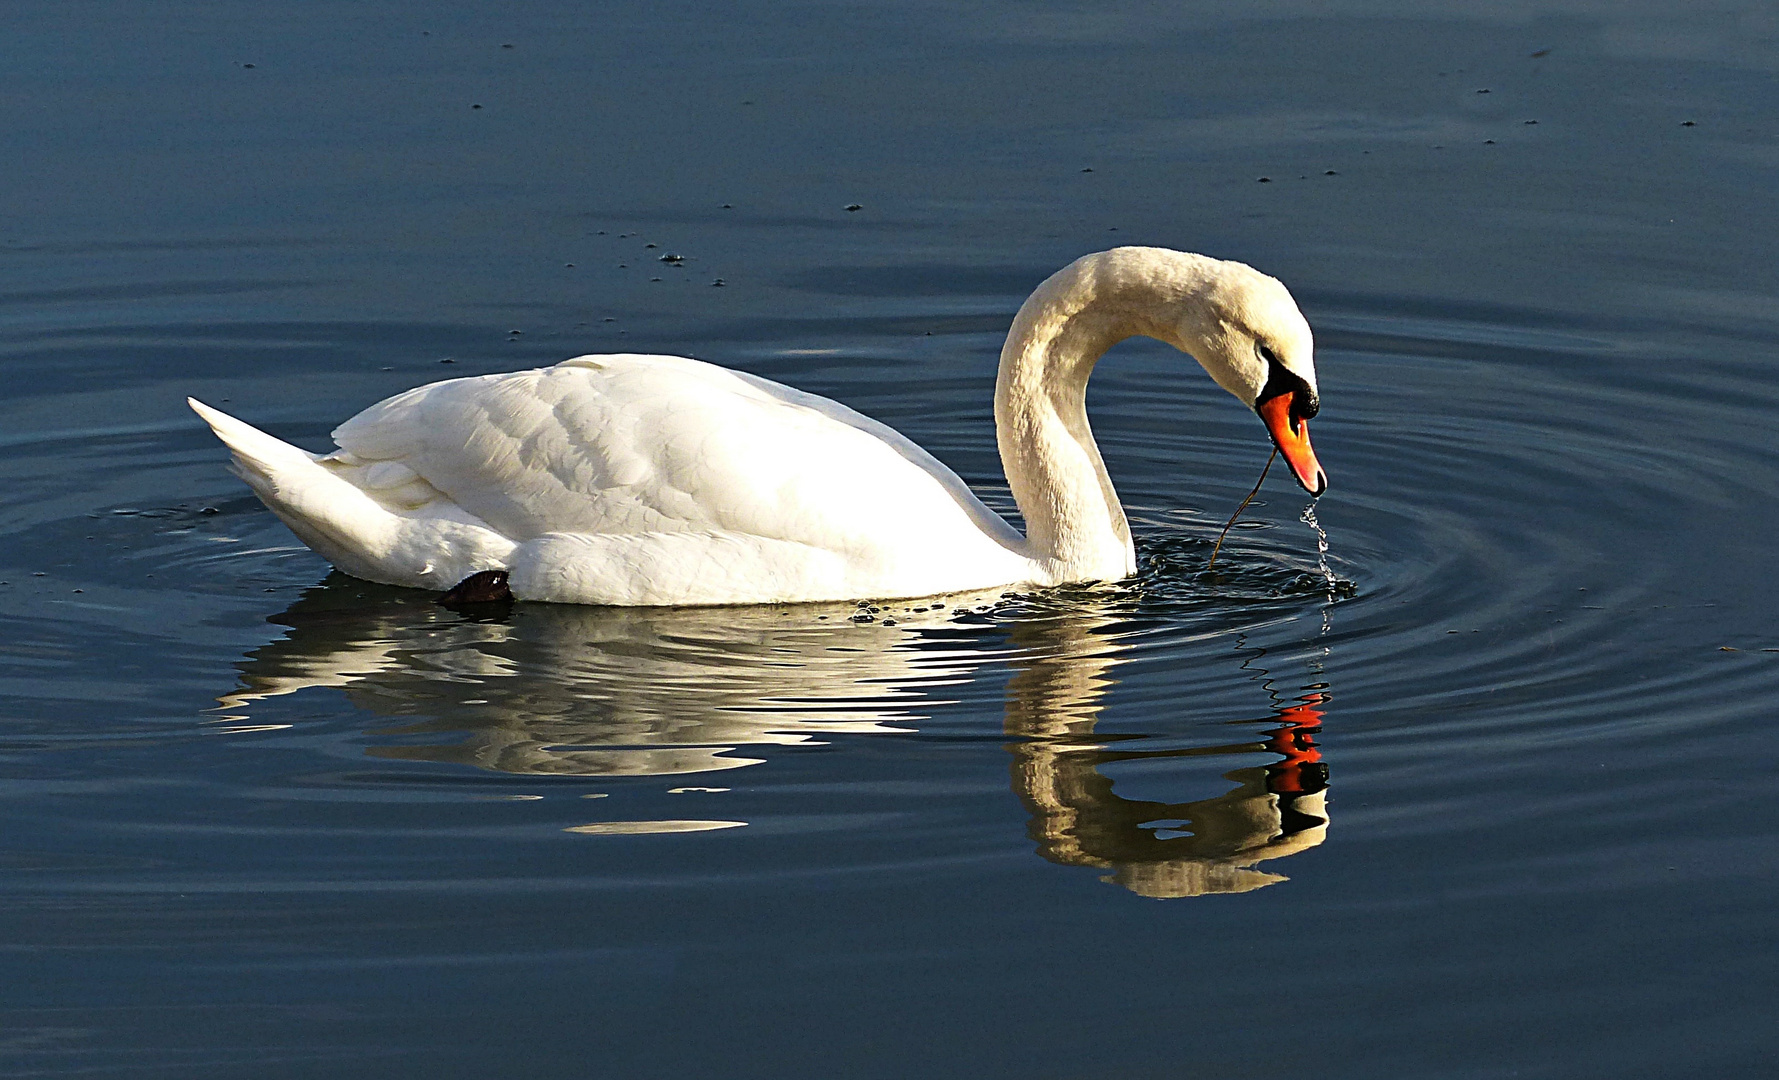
[1682, 120, 1696, 126]
[1485, 139, 1496, 144]
[1477, 88, 1490, 93]
[1525, 119, 1538, 124]
[659, 253, 684, 263]
[602, 318, 615, 322]
[711, 278, 725, 286]
[471, 104, 482, 109]
[242, 63, 256, 69]
[721, 204, 732, 209]
[501, 43, 514, 48]
[200, 507, 218, 516]
[1081, 167, 1093, 172]
[1325, 170, 1338, 175]
[1257, 177, 1271, 183]
[565, 263, 574, 268]
[1531, 47, 1551, 57]
[645, 243, 657, 248]
[845, 204, 862, 211]
[32, 572, 44, 577]
[651, 277, 661, 281]
[881, 618, 898, 626]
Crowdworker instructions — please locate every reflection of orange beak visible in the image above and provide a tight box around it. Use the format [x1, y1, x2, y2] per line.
[1258, 393, 1327, 497]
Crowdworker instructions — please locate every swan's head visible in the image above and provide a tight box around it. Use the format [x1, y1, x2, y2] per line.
[1162, 256, 1326, 497]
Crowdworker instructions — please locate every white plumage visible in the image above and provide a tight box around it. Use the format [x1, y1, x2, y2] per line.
[190, 247, 1324, 606]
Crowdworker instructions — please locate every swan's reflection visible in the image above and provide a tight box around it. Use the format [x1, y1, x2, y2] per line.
[218, 577, 984, 777]
[1004, 615, 1328, 897]
[219, 576, 1330, 896]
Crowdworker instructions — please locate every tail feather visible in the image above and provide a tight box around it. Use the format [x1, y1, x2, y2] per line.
[187, 397, 517, 589]
[186, 397, 322, 502]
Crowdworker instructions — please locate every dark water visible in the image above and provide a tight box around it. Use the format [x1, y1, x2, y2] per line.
[3, 2, 1778, 1076]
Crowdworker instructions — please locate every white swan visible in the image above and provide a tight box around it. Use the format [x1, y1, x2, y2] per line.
[189, 246, 1325, 606]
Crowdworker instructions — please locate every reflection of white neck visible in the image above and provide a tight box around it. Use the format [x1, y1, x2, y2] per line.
[996, 248, 1226, 582]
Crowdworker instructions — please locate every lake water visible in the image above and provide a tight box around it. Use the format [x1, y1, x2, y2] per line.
[3, 2, 1777, 1076]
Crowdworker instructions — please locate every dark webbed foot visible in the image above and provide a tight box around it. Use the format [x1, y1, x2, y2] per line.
[438, 569, 513, 608]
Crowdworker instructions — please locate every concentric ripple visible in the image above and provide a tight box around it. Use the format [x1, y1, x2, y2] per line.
[1, 297, 1777, 900]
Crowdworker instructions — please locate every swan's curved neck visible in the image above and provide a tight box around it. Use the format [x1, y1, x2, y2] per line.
[995, 249, 1220, 583]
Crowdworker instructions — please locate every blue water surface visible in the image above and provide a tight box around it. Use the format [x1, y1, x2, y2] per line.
[2, 2, 1777, 1076]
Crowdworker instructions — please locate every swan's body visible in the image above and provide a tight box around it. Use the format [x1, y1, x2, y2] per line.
[191, 247, 1325, 606]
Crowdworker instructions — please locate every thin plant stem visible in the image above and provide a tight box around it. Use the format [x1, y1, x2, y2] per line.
[1208, 447, 1276, 570]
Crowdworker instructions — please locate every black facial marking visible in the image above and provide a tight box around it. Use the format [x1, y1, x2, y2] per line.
[1255, 345, 1319, 420]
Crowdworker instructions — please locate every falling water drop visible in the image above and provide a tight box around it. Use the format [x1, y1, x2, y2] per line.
[1300, 504, 1334, 590]
[1301, 504, 1337, 642]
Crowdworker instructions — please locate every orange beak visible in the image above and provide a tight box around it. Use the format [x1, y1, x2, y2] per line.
[1258, 392, 1327, 497]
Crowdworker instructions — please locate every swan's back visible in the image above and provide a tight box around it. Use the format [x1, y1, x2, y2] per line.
[271, 354, 1029, 604]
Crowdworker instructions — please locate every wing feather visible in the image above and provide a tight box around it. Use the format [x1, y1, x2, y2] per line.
[327, 355, 1022, 566]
